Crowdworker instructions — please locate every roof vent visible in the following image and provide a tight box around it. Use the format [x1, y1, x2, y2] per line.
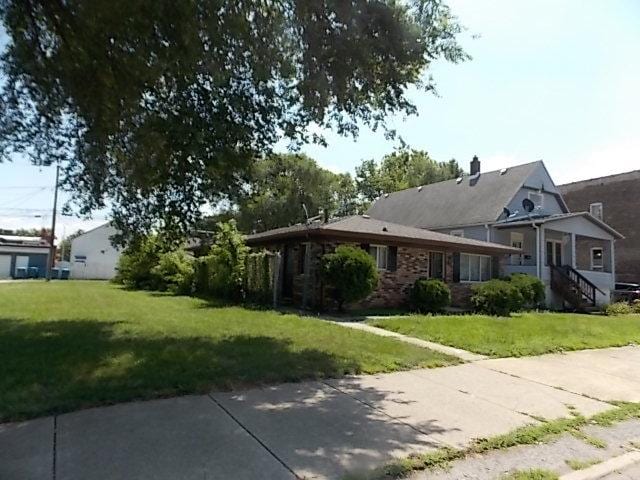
[382, 227, 388, 232]
[456, 177, 463, 184]
[500, 168, 508, 175]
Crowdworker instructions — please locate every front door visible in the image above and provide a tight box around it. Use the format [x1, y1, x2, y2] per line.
[546, 240, 563, 266]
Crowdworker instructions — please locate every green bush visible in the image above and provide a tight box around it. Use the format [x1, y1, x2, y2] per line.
[508, 274, 545, 309]
[410, 279, 451, 313]
[471, 279, 524, 316]
[605, 302, 633, 316]
[321, 245, 379, 311]
[115, 236, 165, 290]
[194, 220, 248, 301]
[151, 249, 195, 294]
[633, 300, 640, 314]
[245, 251, 274, 304]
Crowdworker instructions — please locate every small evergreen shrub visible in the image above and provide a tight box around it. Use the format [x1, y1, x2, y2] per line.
[321, 245, 379, 311]
[605, 302, 632, 316]
[151, 249, 195, 294]
[508, 274, 545, 309]
[471, 279, 524, 316]
[410, 279, 451, 313]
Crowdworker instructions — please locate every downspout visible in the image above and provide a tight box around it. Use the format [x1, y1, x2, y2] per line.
[534, 223, 541, 279]
[484, 224, 491, 243]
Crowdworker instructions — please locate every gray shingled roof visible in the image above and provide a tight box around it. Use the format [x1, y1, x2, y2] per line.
[366, 161, 542, 229]
[246, 216, 519, 254]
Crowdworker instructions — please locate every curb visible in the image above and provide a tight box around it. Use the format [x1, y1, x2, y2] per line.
[560, 450, 640, 480]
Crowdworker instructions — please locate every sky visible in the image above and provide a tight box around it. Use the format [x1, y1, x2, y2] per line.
[0, 0, 639, 237]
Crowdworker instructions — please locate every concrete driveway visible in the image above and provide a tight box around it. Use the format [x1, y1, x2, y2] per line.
[3, 346, 640, 480]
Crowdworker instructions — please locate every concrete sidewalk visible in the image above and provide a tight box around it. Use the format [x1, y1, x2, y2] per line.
[3, 346, 640, 480]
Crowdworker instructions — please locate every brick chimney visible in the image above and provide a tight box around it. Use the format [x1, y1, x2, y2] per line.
[470, 155, 480, 175]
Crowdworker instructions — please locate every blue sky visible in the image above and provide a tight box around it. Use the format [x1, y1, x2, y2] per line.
[1, 0, 639, 236]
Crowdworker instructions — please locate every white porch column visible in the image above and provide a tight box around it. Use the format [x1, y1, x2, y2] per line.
[571, 233, 576, 269]
[610, 239, 616, 289]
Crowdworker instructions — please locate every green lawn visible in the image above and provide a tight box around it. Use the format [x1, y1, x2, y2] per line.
[369, 312, 640, 358]
[0, 281, 456, 422]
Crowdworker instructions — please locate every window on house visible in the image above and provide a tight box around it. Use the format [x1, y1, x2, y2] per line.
[450, 230, 464, 238]
[528, 191, 544, 207]
[545, 240, 563, 266]
[429, 251, 445, 279]
[369, 245, 388, 270]
[460, 254, 491, 282]
[591, 248, 604, 271]
[590, 203, 604, 221]
[510, 232, 524, 266]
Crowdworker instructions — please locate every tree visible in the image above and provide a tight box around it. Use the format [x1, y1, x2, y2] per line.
[321, 245, 379, 311]
[0, 1, 468, 245]
[58, 229, 84, 262]
[355, 149, 464, 203]
[234, 153, 360, 232]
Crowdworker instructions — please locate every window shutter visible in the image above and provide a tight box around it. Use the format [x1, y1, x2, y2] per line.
[360, 243, 369, 252]
[492, 256, 500, 279]
[452, 252, 460, 283]
[388, 246, 398, 271]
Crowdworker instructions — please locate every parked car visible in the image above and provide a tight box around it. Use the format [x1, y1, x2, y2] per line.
[613, 282, 640, 302]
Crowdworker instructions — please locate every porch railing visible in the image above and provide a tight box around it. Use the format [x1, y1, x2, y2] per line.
[550, 265, 604, 310]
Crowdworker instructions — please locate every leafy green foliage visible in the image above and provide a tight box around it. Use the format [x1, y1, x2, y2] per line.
[499, 470, 558, 480]
[151, 249, 195, 295]
[322, 245, 379, 310]
[410, 279, 451, 313]
[195, 221, 249, 301]
[471, 280, 525, 316]
[508, 274, 545, 309]
[115, 236, 166, 290]
[234, 153, 360, 232]
[355, 149, 464, 203]
[244, 251, 275, 304]
[605, 302, 633, 316]
[0, 1, 467, 244]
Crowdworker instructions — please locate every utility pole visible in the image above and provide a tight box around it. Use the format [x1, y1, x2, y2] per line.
[46, 164, 60, 281]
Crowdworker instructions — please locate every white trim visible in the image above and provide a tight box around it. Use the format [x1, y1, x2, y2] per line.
[590, 246, 604, 271]
[589, 202, 604, 221]
[450, 229, 465, 238]
[0, 246, 50, 255]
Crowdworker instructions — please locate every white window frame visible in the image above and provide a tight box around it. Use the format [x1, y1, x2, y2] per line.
[528, 191, 544, 207]
[545, 239, 563, 266]
[589, 202, 603, 221]
[450, 229, 464, 238]
[460, 253, 492, 283]
[369, 245, 388, 271]
[428, 251, 445, 279]
[591, 247, 604, 271]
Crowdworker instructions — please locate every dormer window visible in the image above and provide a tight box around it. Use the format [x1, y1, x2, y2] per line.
[590, 202, 603, 221]
[528, 191, 544, 207]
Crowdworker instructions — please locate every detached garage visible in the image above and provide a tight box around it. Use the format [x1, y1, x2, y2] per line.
[70, 223, 121, 280]
[0, 235, 51, 279]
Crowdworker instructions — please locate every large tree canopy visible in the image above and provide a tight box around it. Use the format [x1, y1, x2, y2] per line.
[355, 149, 463, 203]
[0, 0, 467, 244]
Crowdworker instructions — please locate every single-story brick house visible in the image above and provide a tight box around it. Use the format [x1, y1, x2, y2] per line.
[246, 215, 518, 310]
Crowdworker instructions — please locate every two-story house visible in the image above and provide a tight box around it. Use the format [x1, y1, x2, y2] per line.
[367, 157, 623, 309]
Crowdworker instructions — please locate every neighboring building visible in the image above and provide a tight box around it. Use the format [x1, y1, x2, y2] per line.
[70, 223, 121, 280]
[366, 158, 623, 309]
[559, 170, 640, 283]
[246, 215, 518, 310]
[0, 235, 51, 279]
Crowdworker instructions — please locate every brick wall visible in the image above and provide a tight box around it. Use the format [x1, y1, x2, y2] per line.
[560, 174, 640, 282]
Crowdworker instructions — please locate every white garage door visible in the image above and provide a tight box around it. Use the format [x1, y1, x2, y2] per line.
[0, 255, 11, 279]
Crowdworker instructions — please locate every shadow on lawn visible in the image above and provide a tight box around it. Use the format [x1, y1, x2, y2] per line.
[0, 318, 360, 422]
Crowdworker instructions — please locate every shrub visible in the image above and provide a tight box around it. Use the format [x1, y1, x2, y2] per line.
[508, 274, 545, 309]
[245, 251, 274, 304]
[605, 302, 632, 316]
[633, 300, 640, 314]
[194, 220, 248, 301]
[410, 279, 451, 313]
[321, 245, 379, 311]
[151, 249, 195, 294]
[115, 236, 165, 290]
[471, 279, 524, 316]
